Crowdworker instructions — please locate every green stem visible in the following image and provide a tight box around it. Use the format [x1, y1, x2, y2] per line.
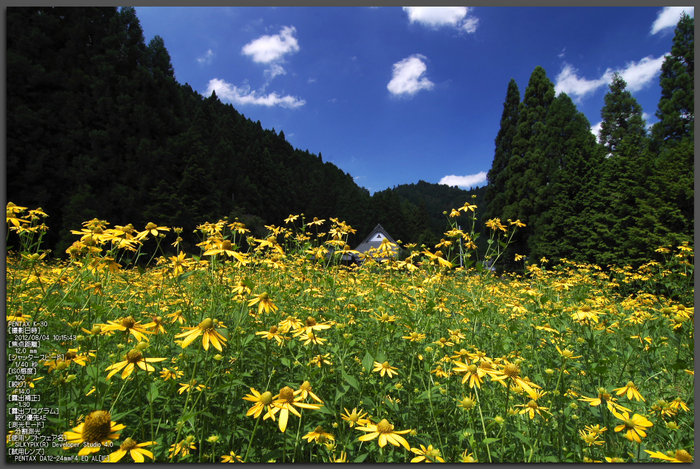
[473, 387, 492, 463]
[243, 413, 263, 463]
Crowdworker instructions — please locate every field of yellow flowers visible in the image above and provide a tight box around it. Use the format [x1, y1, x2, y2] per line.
[6, 202, 694, 463]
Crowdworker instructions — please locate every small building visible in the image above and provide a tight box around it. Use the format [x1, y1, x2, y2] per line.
[352, 223, 400, 263]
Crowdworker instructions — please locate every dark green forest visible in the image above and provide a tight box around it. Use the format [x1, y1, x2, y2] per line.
[7, 7, 693, 269]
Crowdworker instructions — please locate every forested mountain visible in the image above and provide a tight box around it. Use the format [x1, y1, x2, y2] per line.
[484, 12, 693, 268]
[7, 7, 482, 257]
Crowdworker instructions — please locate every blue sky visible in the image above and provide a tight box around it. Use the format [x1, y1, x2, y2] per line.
[135, 6, 693, 194]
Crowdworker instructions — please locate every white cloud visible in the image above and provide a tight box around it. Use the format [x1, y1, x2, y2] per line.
[205, 78, 305, 108]
[403, 7, 479, 33]
[651, 7, 694, 35]
[264, 63, 287, 81]
[554, 63, 608, 100]
[617, 55, 667, 92]
[387, 54, 434, 97]
[241, 25, 300, 64]
[555, 55, 666, 100]
[590, 121, 602, 142]
[197, 49, 214, 65]
[439, 171, 487, 189]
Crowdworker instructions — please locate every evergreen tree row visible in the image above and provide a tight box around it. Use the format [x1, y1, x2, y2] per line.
[484, 12, 694, 269]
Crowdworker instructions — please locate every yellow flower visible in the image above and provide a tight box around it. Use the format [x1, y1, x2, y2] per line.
[452, 361, 485, 389]
[135, 222, 170, 241]
[62, 410, 125, 455]
[456, 394, 477, 411]
[248, 292, 278, 315]
[555, 345, 582, 360]
[242, 388, 275, 419]
[169, 436, 196, 459]
[174, 317, 227, 352]
[645, 449, 693, 463]
[99, 316, 153, 342]
[266, 386, 322, 433]
[105, 349, 166, 380]
[356, 418, 411, 449]
[584, 424, 607, 435]
[341, 407, 371, 427]
[297, 381, 323, 404]
[579, 389, 631, 413]
[410, 444, 445, 463]
[460, 449, 477, 462]
[613, 381, 645, 402]
[303, 425, 335, 444]
[221, 451, 244, 463]
[330, 451, 348, 463]
[579, 430, 604, 446]
[490, 360, 542, 400]
[159, 367, 184, 381]
[103, 437, 156, 462]
[297, 330, 327, 346]
[178, 379, 207, 394]
[402, 331, 426, 342]
[516, 394, 550, 420]
[255, 325, 285, 346]
[612, 410, 653, 443]
[373, 361, 399, 378]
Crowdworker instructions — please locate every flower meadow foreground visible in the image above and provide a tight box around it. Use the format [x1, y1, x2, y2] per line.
[5, 202, 694, 462]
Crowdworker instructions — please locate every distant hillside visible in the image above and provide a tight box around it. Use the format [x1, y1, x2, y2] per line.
[371, 181, 488, 249]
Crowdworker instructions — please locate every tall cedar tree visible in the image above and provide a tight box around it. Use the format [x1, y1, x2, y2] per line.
[651, 12, 694, 149]
[648, 12, 694, 250]
[529, 93, 603, 262]
[586, 74, 651, 267]
[500, 66, 556, 259]
[485, 79, 520, 223]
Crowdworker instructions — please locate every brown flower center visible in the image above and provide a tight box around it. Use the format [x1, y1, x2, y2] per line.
[306, 316, 317, 327]
[65, 351, 77, 361]
[527, 400, 538, 409]
[221, 240, 233, 251]
[468, 364, 478, 373]
[82, 411, 113, 443]
[504, 363, 520, 378]
[121, 316, 136, 329]
[269, 325, 278, 334]
[675, 450, 692, 463]
[126, 350, 142, 363]
[300, 381, 311, 391]
[581, 305, 592, 312]
[376, 419, 393, 434]
[120, 437, 138, 452]
[624, 418, 636, 430]
[279, 386, 295, 403]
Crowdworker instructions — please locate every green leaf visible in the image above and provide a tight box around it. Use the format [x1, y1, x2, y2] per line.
[176, 270, 196, 283]
[354, 453, 369, 463]
[344, 373, 360, 391]
[280, 357, 291, 369]
[513, 431, 530, 446]
[482, 438, 499, 445]
[362, 351, 374, 374]
[146, 382, 159, 403]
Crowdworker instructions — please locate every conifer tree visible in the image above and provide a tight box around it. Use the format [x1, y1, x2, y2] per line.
[586, 74, 652, 266]
[485, 79, 520, 222]
[500, 66, 556, 257]
[530, 93, 603, 262]
[651, 12, 694, 149]
[648, 12, 694, 250]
